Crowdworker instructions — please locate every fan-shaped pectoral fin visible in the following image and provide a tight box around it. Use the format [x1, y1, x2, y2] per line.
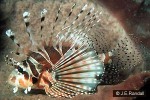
[44, 85, 52, 96]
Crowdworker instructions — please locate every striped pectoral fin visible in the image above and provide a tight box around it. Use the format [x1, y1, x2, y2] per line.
[46, 85, 72, 98]
[50, 47, 104, 98]
[48, 78, 98, 98]
[56, 69, 101, 91]
[49, 82, 81, 98]
[37, 71, 68, 97]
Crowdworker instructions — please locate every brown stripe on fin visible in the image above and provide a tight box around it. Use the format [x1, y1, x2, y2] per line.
[44, 46, 61, 64]
[29, 51, 51, 70]
[36, 48, 54, 67]
[23, 71, 30, 80]
[27, 58, 39, 77]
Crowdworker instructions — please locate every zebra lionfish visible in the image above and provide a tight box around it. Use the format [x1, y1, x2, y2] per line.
[4, 1, 112, 98]
[4, 0, 143, 99]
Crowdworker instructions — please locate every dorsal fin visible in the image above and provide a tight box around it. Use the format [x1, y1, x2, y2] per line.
[63, 3, 76, 26]
[6, 29, 20, 47]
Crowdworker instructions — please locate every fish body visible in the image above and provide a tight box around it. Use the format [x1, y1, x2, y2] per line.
[5, 2, 106, 98]
[5, 0, 143, 98]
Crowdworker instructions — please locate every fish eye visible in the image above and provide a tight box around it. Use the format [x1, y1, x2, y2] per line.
[16, 66, 23, 73]
[18, 67, 23, 73]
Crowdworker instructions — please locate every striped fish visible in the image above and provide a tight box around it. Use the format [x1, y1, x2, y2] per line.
[5, 0, 143, 98]
[5, 2, 107, 98]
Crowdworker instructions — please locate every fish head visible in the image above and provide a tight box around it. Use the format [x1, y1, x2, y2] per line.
[8, 64, 34, 88]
